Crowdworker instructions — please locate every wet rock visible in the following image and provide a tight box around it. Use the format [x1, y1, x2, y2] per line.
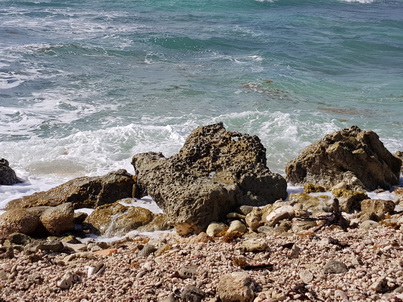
[323, 260, 348, 274]
[132, 123, 287, 235]
[360, 199, 395, 221]
[304, 183, 327, 193]
[395, 151, 403, 173]
[7, 169, 136, 209]
[0, 158, 22, 185]
[286, 126, 401, 190]
[217, 272, 256, 302]
[84, 201, 155, 236]
[40, 203, 75, 235]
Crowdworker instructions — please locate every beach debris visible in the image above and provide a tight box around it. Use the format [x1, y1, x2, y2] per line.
[299, 199, 349, 232]
[87, 262, 106, 277]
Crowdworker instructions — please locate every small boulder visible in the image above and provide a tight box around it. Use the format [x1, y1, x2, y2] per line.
[132, 123, 287, 235]
[40, 203, 75, 235]
[0, 158, 21, 185]
[7, 169, 136, 209]
[0, 208, 41, 239]
[217, 272, 256, 302]
[84, 201, 155, 236]
[286, 126, 401, 191]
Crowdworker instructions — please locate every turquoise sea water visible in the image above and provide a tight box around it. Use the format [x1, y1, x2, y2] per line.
[0, 0, 402, 205]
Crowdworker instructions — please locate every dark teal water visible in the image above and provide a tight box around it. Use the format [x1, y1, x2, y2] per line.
[0, 0, 402, 201]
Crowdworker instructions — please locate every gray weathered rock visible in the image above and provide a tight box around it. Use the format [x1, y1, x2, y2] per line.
[0, 158, 21, 185]
[323, 260, 348, 274]
[7, 169, 136, 209]
[286, 126, 401, 190]
[217, 272, 256, 302]
[132, 123, 287, 235]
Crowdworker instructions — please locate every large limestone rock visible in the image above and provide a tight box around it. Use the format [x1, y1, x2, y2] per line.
[286, 126, 401, 191]
[0, 158, 21, 185]
[132, 123, 287, 235]
[7, 169, 136, 210]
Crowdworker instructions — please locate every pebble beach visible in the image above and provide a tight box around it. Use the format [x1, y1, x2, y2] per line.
[1, 224, 402, 302]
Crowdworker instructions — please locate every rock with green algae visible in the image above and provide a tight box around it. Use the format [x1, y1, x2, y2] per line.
[84, 201, 170, 236]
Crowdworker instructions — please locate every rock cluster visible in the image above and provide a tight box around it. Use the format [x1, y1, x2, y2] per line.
[0, 203, 74, 239]
[0, 158, 21, 185]
[132, 123, 287, 235]
[286, 126, 401, 190]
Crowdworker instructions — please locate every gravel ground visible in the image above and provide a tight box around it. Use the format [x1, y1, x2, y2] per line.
[0, 225, 402, 302]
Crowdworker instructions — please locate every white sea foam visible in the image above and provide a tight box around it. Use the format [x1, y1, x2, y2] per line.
[340, 0, 374, 3]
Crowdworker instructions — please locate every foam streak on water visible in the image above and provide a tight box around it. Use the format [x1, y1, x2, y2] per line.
[0, 0, 402, 206]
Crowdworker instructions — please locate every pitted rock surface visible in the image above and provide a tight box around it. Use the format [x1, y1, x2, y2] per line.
[286, 126, 401, 191]
[132, 123, 287, 235]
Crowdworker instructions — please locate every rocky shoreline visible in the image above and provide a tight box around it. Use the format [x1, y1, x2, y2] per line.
[1, 123, 402, 301]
